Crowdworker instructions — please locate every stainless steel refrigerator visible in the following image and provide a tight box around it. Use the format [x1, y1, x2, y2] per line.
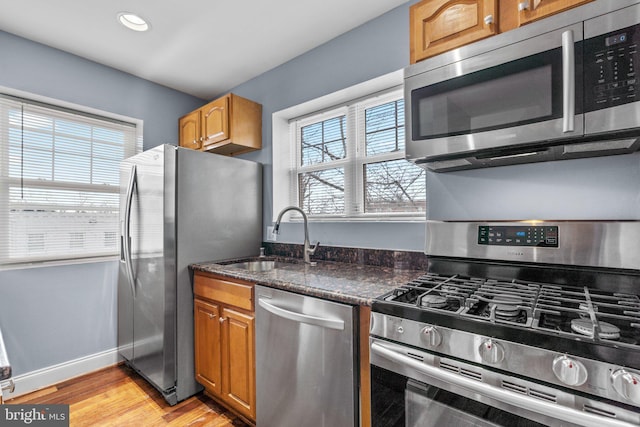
[117, 144, 262, 405]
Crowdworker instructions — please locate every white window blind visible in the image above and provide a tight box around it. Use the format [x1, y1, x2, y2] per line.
[0, 94, 141, 267]
[291, 89, 426, 219]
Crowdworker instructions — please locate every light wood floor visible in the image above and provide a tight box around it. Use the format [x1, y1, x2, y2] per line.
[8, 365, 249, 427]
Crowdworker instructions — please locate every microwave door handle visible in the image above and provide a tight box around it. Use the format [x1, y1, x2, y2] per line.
[562, 29, 575, 133]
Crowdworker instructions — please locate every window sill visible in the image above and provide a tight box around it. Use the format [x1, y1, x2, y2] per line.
[282, 215, 426, 223]
[0, 255, 119, 271]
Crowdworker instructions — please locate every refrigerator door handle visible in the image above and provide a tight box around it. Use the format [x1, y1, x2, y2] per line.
[258, 298, 345, 330]
[122, 164, 137, 297]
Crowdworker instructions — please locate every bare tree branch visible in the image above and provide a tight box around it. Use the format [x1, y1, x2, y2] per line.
[305, 172, 344, 193]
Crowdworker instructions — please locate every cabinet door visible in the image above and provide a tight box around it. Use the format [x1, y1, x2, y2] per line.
[410, 0, 497, 64]
[501, 0, 592, 31]
[194, 299, 222, 395]
[221, 306, 255, 421]
[201, 96, 230, 146]
[179, 110, 202, 150]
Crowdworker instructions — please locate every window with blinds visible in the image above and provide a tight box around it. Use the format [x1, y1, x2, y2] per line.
[0, 94, 141, 268]
[292, 90, 426, 219]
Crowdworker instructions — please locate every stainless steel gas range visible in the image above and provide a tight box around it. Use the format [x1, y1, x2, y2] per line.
[370, 220, 640, 427]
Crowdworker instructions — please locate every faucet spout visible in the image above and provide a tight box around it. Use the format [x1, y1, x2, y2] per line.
[274, 206, 318, 264]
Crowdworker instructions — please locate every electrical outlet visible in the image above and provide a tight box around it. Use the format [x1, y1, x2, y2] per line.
[267, 226, 277, 241]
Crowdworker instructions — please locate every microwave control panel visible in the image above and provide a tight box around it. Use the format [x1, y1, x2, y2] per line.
[478, 226, 558, 247]
[584, 23, 640, 112]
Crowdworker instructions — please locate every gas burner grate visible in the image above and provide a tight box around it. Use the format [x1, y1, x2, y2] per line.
[382, 273, 483, 313]
[461, 280, 540, 327]
[532, 285, 640, 347]
[380, 273, 640, 348]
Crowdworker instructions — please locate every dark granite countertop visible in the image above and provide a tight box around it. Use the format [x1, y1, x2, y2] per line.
[190, 256, 423, 306]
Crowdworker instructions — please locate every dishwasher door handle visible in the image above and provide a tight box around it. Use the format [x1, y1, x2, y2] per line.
[258, 298, 345, 330]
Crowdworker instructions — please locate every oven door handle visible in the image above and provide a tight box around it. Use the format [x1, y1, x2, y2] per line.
[371, 341, 636, 427]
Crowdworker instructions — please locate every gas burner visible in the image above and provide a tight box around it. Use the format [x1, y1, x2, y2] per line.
[461, 281, 538, 326]
[570, 319, 621, 340]
[491, 294, 523, 318]
[420, 294, 448, 309]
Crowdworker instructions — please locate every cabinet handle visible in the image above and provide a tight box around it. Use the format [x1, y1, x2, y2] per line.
[484, 14, 494, 25]
[199, 136, 204, 142]
[518, 1, 530, 11]
[192, 140, 198, 145]
[219, 317, 226, 323]
[208, 313, 216, 319]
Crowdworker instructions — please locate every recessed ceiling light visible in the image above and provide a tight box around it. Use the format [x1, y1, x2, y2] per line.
[117, 12, 150, 32]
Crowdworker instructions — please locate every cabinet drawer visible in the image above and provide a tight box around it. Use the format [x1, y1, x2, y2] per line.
[194, 273, 254, 311]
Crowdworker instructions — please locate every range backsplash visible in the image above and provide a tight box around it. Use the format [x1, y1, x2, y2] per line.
[261, 242, 428, 271]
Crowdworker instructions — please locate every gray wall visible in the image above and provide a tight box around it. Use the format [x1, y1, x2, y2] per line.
[0, 30, 206, 150]
[426, 153, 640, 221]
[229, 1, 426, 251]
[0, 30, 205, 376]
[0, 262, 117, 375]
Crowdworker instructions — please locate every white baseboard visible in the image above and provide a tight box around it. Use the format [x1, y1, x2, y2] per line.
[4, 348, 121, 399]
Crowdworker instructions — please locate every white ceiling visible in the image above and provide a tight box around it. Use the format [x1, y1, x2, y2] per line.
[0, 0, 408, 100]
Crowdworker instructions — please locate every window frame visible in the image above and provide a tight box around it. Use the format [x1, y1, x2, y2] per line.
[355, 91, 419, 218]
[0, 87, 143, 270]
[295, 107, 351, 218]
[287, 87, 425, 221]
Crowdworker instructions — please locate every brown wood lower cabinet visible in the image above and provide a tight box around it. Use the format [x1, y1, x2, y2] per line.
[221, 306, 255, 418]
[194, 299, 222, 394]
[194, 272, 255, 424]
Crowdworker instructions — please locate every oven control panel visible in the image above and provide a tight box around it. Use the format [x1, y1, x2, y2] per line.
[478, 225, 558, 247]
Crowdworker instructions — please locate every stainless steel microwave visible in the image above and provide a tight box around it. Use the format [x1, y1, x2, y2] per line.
[405, 0, 640, 172]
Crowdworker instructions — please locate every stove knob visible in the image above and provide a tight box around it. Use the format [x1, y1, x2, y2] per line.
[420, 325, 442, 348]
[479, 339, 504, 364]
[611, 369, 640, 404]
[552, 355, 588, 386]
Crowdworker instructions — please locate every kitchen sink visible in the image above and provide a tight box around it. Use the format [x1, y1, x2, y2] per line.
[222, 257, 304, 272]
[225, 260, 277, 272]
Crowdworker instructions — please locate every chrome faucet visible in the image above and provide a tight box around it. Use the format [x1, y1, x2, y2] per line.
[273, 206, 319, 264]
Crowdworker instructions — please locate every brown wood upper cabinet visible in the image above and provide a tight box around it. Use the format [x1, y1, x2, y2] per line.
[193, 272, 256, 423]
[410, 0, 498, 63]
[410, 0, 593, 64]
[500, 0, 593, 31]
[179, 93, 262, 156]
[178, 109, 201, 150]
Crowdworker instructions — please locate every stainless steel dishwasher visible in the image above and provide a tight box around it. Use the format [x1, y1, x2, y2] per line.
[255, 285, 357, 427]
